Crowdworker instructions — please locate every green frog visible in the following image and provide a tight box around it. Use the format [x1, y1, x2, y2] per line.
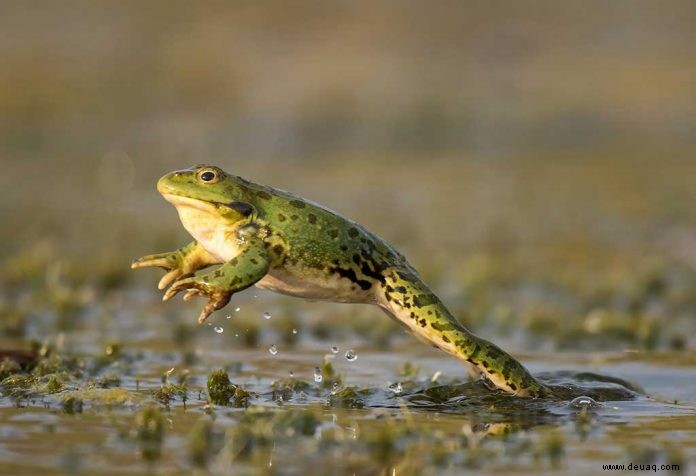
[132, 165, 549, 397]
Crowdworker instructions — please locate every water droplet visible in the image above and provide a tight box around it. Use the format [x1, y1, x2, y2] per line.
[214, 326, 224, 334]
[263, 312, 272, 320]
[389, 382, 403, 395]
[235, 307, 241, 312]
[292, 328, 298, 334]
[225, 315, 232, 320]
[331, 346, 339, 354]
[345, 349, 357, 362]
[234, 333, 239, 337]
[289, 371, 294, 377]
[569, 395, 600, 409]
[313, 367, 323, 383]
[331, 382, 341, 394]
[268, 344, 278, 355]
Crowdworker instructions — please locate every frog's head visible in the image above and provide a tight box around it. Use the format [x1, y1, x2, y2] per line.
[157, 165, 238, 202]
[157, 165, 253, 233]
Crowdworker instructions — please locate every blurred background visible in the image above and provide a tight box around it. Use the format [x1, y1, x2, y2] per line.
[2, 2, 696, 473]
[1, 0, 695, 351]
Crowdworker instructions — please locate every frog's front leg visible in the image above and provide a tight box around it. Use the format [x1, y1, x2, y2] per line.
[131, 241, 221, 290]
[162, 237, 270, 324]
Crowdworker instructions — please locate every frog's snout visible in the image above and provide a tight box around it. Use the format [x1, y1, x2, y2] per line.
[157, 173, 177, 195]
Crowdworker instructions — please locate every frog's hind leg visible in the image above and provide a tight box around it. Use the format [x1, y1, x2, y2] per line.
[376, 267, 549, 398]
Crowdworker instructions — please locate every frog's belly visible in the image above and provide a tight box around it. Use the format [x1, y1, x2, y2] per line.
[255, 267, 375, 304]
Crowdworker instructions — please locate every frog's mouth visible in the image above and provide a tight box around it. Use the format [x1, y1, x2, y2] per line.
[161, 193, 220, 213]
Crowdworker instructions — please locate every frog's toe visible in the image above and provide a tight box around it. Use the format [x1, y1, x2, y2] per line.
[163, 278, 196, 301]
[197, 293, 232, 324]
[132, 255, 172, 270]
[158, 269, 186, 290]
[183, 289, 204, 302]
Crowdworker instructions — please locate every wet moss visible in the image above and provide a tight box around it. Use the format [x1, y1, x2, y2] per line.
[188, 419, 224, 468]
[319, 357, 343, 389]
[328, 386, 367, 409]
[46, 375, 63, 394]
[271, 377, 311, 401]
[1, 373, 39, 398]
[136, 406, 165, 462]
[0, 358, 21, 380]
[206, 369, 252, 406]
[62, 396, 83, 414]
[154, 382, 187, 406]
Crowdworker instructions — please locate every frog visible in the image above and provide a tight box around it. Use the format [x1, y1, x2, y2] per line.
[132, 165, 550, 397]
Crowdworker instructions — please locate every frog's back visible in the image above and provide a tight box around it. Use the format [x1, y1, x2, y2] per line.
[242, 179, 402, 265]
[236, 177, 413, 302]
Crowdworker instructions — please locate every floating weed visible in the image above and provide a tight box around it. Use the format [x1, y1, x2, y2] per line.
[154, 382, 187, 407]
[61, 388, 135, 407]
[136, 406, 164, 463]
[206, 369, 252, 406]
[273, 408, 321, 436]
[61, 396, 83, 414]
[328, 386, 367, 409]
[46, 375, 63, 394]
[223, 407, 322, 461]
[319, 356, 343, 389]
[1, 373, 39, 398]
[95, 373, 121, 389]
[271, 377, 311, 401]
[189, 419, 224, 469]
[0, 358, 21, 380]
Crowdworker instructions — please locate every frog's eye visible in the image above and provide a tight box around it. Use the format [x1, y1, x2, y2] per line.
[197, 168, 220, 184]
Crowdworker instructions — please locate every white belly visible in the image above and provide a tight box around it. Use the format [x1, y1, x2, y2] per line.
[256, 266, 376, 304]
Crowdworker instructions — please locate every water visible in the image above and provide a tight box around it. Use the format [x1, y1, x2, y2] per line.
[1, 326, 695, 475]
[313, 367, 323, 383]
[263, 312, 272, 320]
[0, 282, 695, 475]
[569, 395, 600, 409]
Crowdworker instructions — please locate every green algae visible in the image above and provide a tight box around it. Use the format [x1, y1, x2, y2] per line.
[206, 369, 253, 406]
[136, 406, 165, 462]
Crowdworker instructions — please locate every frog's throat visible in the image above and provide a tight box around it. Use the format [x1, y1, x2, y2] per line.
[160, 193, 235, 251]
